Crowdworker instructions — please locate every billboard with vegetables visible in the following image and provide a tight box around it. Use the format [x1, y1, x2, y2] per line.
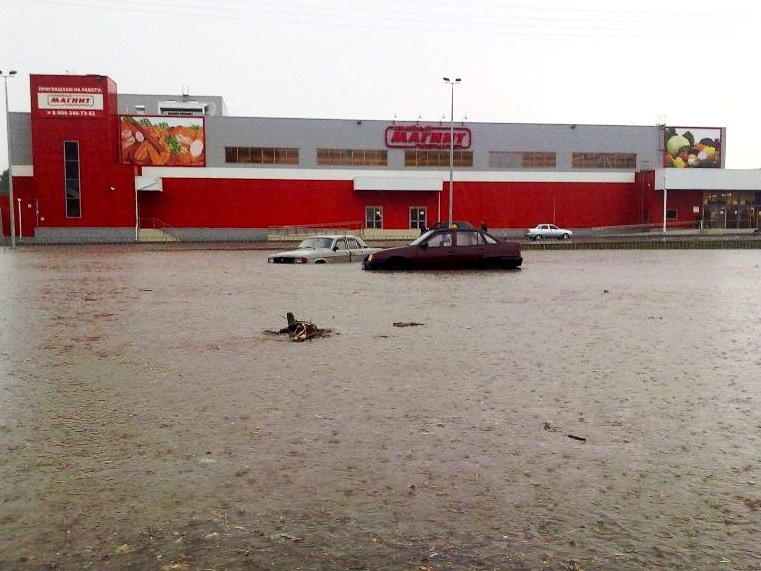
[120, 116, 205, 166]
[662, 126, 722, 168]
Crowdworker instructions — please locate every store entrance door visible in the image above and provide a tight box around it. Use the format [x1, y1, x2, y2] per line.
[703, 192, 758, 229]
[724, 205, 752, 229]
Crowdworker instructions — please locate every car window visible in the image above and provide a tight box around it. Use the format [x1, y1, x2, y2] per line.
[299, 237, 333, 249]
[334, 238, 348, 250]
[456, 231, 479, 246]
[347, 238, 360, 250]
[427, 232, 453, 248]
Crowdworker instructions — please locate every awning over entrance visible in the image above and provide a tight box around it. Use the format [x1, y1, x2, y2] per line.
[135, 176, 163, 192]
[354, 176, 442, 192]
[656, 168, 761, 191]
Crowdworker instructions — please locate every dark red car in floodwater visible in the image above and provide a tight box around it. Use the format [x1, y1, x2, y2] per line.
[362, 227, 522, 271]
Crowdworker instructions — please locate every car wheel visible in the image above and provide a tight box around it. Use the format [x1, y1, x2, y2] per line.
[561, 233, 570, 240]
[387, 257, 409, 270]
[314, 260, 327, 264]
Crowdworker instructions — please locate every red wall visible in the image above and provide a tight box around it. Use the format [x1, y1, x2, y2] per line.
[651, 189, 704, 226]
[139, 179, 450, 229]
[454, 181, 644, 229]
[136, 177, 643, 230]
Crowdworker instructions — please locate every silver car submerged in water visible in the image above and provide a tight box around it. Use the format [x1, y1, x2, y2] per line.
[268, 234, 383, 264]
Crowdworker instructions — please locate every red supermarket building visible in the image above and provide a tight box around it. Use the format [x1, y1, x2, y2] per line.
[3, 73, 761, 243]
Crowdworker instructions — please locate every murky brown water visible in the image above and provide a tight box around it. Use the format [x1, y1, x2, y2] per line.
[1, 246, 760, 570]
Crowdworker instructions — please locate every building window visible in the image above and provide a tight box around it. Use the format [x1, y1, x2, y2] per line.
[366, 206, 383, 229]
[63, 141, 81, 218]
[158, 102, 208, 116]
[224, 147, 299, 165]
[404, 150, 473, 167]
[161, 109, 201, 116]
[666, 209, 678, 220]
[572, 152, 636, 169]
[410, 207, 427, 230]
[317, 149, 388, 166]
[522, 152, 557, 168]
[489, 151, 556, 169]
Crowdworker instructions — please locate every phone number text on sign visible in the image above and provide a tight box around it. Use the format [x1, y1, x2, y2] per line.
[43, 110, 100, 117]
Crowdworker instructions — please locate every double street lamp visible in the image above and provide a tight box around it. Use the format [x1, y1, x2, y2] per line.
[443, 77, 461, 227]
[1, 69, 17, 248]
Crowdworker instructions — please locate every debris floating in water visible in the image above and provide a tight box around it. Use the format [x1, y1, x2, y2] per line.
[278, 311, 331, 342]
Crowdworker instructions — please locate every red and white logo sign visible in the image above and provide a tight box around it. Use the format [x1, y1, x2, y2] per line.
[385, 125, 472, 149]
[44, 94, 99, 107]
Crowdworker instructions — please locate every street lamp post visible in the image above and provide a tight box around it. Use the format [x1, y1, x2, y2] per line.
[443, 77, 461, 227]
[2, 70, 17, 248]
[662, 172, 668, 233]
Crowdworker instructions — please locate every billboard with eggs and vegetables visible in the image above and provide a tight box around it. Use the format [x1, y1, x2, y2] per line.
[120, 116, 205, 166]
[662, 126, 722, 168]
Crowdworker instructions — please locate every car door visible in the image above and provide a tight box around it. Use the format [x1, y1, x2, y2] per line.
[418, 230, 456, 269]
[331, 237, 351, 262]
[453, 229, 484, 268]
[346, 237, 365, 262]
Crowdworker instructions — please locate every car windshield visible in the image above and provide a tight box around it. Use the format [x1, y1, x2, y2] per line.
[297, 237, 334, 249]
[410, 230, 436, 245]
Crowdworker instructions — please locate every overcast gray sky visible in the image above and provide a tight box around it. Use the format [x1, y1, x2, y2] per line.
[2, 0, 760, 169]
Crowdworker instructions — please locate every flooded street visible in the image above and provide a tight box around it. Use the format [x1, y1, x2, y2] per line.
[1, 246, 760, 570]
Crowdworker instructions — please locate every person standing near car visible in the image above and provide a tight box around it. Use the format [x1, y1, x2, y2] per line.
[480, 220, 488, 232]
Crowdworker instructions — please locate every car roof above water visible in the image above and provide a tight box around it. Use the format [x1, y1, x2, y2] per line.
[431, 221, 473, 229]
[300, 234, 363, 240]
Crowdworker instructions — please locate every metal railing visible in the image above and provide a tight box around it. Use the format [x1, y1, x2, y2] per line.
[523, 233, 761, 250]
[139, 217, 175, 231]
[137, 217, 179, 242]
[268, 220, 362, 233]
[267, 221, 363, 241]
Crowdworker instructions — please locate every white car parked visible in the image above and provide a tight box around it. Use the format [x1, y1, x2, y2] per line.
[267, 234, 383, 264]
[525, 224, 573, 241]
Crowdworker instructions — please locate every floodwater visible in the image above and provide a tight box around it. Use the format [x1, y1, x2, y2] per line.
[1, 246, 760, 570]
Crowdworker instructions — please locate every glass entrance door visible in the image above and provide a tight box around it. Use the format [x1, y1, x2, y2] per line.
[703, 192, 758, 229]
